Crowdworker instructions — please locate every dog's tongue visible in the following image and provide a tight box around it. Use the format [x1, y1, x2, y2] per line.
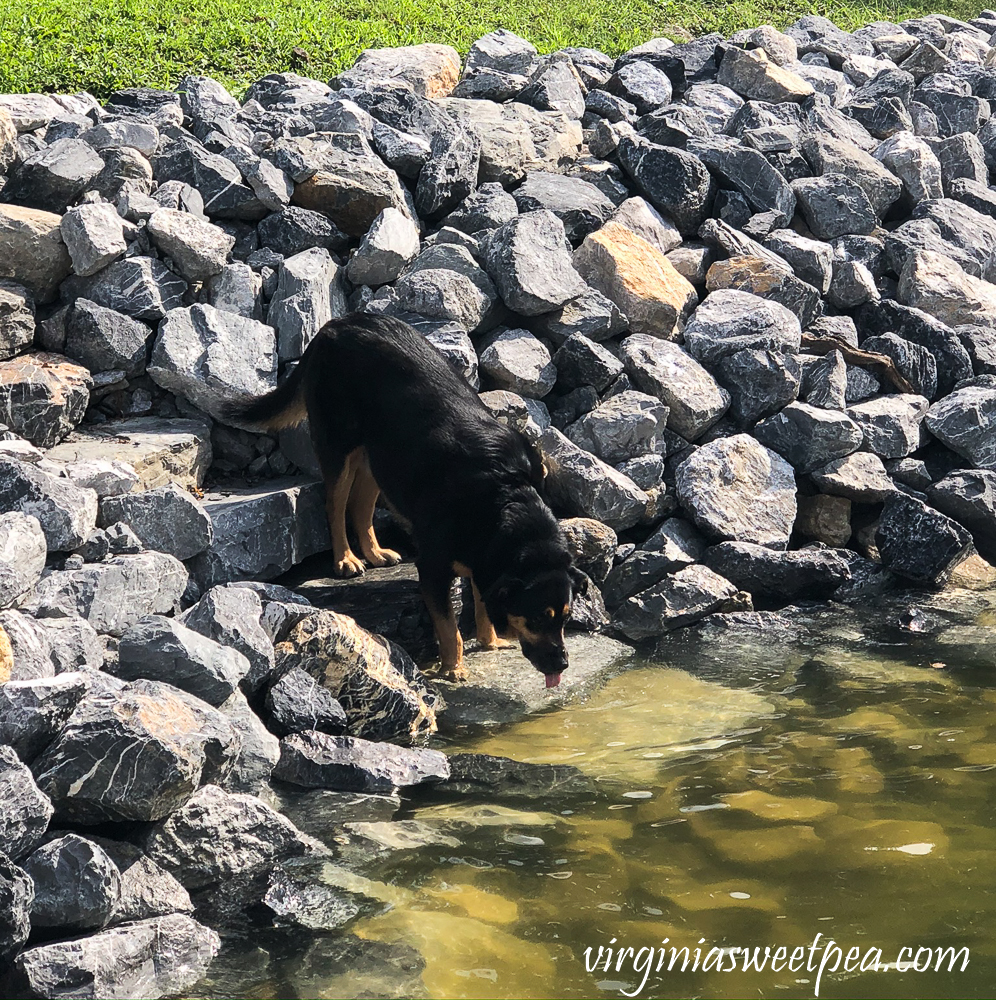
[545, 673, 562, 689]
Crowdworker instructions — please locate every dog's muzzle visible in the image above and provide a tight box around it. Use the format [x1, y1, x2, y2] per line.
[522, 641, 568, 688]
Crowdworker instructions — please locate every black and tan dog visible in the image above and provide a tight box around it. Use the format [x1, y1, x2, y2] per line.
[227, 313, 586, 687]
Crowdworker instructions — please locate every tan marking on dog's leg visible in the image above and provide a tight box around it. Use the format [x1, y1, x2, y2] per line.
[426, 600, 465, 680]
[473, 581, 513, 650]
[327, 448, 364, 577]
[348, 455, 401, 568]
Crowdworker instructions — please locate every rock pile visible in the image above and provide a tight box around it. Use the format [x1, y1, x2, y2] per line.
[3, 12, 996, 996]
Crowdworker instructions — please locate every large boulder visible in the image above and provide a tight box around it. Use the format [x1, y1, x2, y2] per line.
[0, 513, 46, 610]
[703, 542, 852, 600]
[925, 384, 996, 470]
[0, 852, 32, 971]
[0, 205, 71, 304]
[0, 672, 88, 764]
[98, 483, 213, 561]
[0, 352, 92, 449]
[0, 745, 53, 861]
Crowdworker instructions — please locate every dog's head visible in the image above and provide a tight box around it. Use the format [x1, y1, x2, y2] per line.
[486, 564, 588, 688]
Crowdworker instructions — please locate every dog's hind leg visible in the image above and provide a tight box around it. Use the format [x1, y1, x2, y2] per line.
[419, 562, 465, 681]
[325, 446, 365, 578]
[348, 453, 402, 568]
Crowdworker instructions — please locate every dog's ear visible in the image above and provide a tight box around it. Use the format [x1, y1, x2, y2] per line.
[485, 574, 522, 633]
[569, 566, 589, 598]
[517, 431, 547, 490]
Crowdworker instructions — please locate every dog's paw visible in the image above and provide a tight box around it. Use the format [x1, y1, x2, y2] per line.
[334, 552, 366, 578]
[479, 637, 515, 651]
[366, 547, 402, 568]
[440, 664, 469, 682]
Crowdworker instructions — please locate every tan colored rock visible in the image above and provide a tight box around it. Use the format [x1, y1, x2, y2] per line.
[344, 43, 462, 98]
[0, 624, 11, 683]
[0, 204, 72, 303]
[573, 221, 698, 338]
[0, 352, 92, 448]
[947, 552, 996, 591]
[899, 250, 996, 328]
[717, 45, 815, 103]
[796, 494, 851, 547]
[559, 517, 618, 584]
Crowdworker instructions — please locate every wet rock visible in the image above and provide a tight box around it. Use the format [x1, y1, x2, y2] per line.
[9, 913, 219, 1000]
[0, 351, 92, 449]
[619, 334, 730, 440]
[0, 205, 72, 304]
[0, 512, 46, 609]
[22, 834, 121, 931]
[61, 258, 187, 322]
[273, 609, 436, 743]
[32, 679, 239, 823]
[0, 280, 35, 361]
[754, 401, 863, 473]
[0, 853, 32, 970]
[216, 690, 280, 795]
[559, 517, 617, 584]
[0, 745, 53, 861]
[0, 672, 88, 764]
[274, 732, 449, 793]
[676, 434, 797, 548]
[59, 203, 127, 277]
[847, 393, 929, 459]
[683, 289, 801, 364]
[114, 616, 249, 706]
[703, 541, 851, 600]
[265, 666, 348, 736]
[4, 138, 104, 213]
[614, 563, 742, 641]
[876, 492, 973, 586]
[0, 455, 97, 551]
[715, 349, 801, 425]
[792, 172, 877, 239]
[148, 303, 277, 422]
[480, 328, 556, 398]
[810, 450, 896, 501]
[925, 384, 996, 469]
[98, 482, 212, 560]
[441, 752, 595, 801]
[263, 856, 379, 930]
[538, 427, 649, 531]
[573, 220, 696, 339]
[27, 551, 187, 636]
[65, 299, 152, 378]
[927, 470, 996, 563]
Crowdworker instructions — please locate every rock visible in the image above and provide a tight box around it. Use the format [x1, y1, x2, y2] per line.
[4, 138, 104, 213]
[566, 390, 667, 463]
[792, 172, 877, 239]
[0, 205, 71, 304]
[257, 207, 349, 257]
[810, 451, 896, 501]
[610, 196, 682, 258]
[765, 229, 834, 294]
[273, 609, 436, 744]
[925, 383, 996, 469]
[795, 494, 851, 546]
[876, 492, 973, 586]
[0, 611, 54, 683]
[802, 133, 902, 217]
[0, 352, 92, 449]
[65, 299, 152, 378]
[207, 263, 263, 320]
[216, 690, 280, 795]
[705, 254, 822, 328]
[552, 333, 624, 393]
[145, 208, 234, 282]
[274, 732, 449, 793]
[149, 303, 277, 422]
[538, 427, 649, 531]
[346, 208, 419, 286]
[0, 672, 88, 764]
[619, 334, 730, 440]
[179, 584, 274, 694]
[601, 549, 683, 606]
[899, 250, 996, 328]
[873, 131, 943, 203]
[62, 258, 187, 322]
[114, 616, 249, 706]
[717, 45, 815, 102]
[45, 416, 211, 491]
[9, 913, 219, 1000]
[22, 834, 121, 931]
[675, 434, 797, 547]
[480, 328, 556, 398]
[573, 220, 696, 339]
[59, 203, 127, 277]
[754, 401, 863, 473]
[414, 128, 480, 219]
[484, 210, 587, 316]
[265, 666, 347, 736]
[342, 43, 460, 98]
[513, 171, 615, 244]
[928, 470, 996, 562]
[267, 247, 347, 362]
[262, 857, 377, 931]
[560, 517, 617, 584]
[957, 324, 996, 376]
[88, 839, 192, 923]
[703, 541, 851, 600]
[692, 136, 795, 222]
[442, 752, 594, 800]
[683, 289, 801, 364]
[0, 280, 35, 361]
[614, 564, 742, 641]
[98, 482, 212, 560]
[0, 853, 32, 970]
[861, 332, 937, 399]
[0, 455, 97, 551]
[0, 512, 46, 609]
[847, 393, 928, 459]
[26, 551, 187, 636]
[32, 679, 239, 823]
[531, 286, 627, 345]
[0, 745, 53, 861]
[715, 349, 801, 425]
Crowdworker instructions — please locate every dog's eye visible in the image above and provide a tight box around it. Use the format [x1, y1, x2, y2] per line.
[545, 607, 555, 619]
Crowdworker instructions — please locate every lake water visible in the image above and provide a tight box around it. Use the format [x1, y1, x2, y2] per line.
[193, 588, 996, 1000]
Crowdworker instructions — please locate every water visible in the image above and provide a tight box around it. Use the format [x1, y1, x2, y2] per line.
[194, 590, 996, 1000]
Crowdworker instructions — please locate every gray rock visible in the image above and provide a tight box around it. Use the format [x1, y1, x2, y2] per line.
[146, 208, 235, 282]
[114, 616, 249, 706]
[703, 541, 851, 599]
[265, 666, 347, 736]
[928, 469, 996, 562]
[0, 351, 92, 450]
[65, 299, 152, 378]
[692, 136, 795, 223]
[98, 482, 212, 560]
[480, 328, 556, 398]
[345, 208, 419, 286]
[861, 333, 938, 399]
[0, 279, 35, 361]
[519, 56, 585, 118]
[675, 434, 797, 547]
[639, 516, 707, 565]
[512, 171, 615, 244]
[4, 139, 104, 213]
[0, 512, 46, 609]
[531, 286, 628, 345]
[565, 390, 667, 464]
[23, 834, 121, 930]
[274, 732, 449, 793]
[388, 268, 492, 332]
[465, 28, 537, 76]
[0, 745, 53, 861]
[754, 401, 863, 473]
[0, 456, 97, 551]
[810, 450, 896, 501]
[619, 334, 730, 441]
[552, 334, 624, 393]
[442, 182, 518, 234]
[791, 172, 877, 239]
[560, 517, 618, 584]
[802, 133, 902, 217]
[801, 350, 848, 408]
[0, 672, 88, 764]
[216, 690, 280, 795]
[267, 248, 347, 360]
[32, 679, 239, 823]
[257, 207, 349, 257]
[207, 263, 263, 320]
[0, 853, 32, 970]
[89, 838, 193, 922]
[10, 913, 219, 1000]
[0, 610, 54, 682]
[263, 856, 376, 930]
[715, 349, 801, 425]
[956, 324, 996, 376]
[149, 303, 277, 422]
[59, 203, 127, 277]
[614, 563, 742, 641]
[415, 127, 480, 218]
[925, 384, 996, 469]
[610, 196, 682, 256]
[847, 393, 929, 459]
[26, 551, 187, 636]
[601, 549, 680, 607]
[370, 120, 431, 178]
[765, 229, 834, 294]
[538, 427, 648, 531]
[873, 131, 943, 203]
[61, 258, 187, 322]
[828, 259, 878, 309]
[876, 492, 973, 586]
[683, 289, 801, 364]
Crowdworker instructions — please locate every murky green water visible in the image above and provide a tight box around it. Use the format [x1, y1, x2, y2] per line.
[196, 590, 996, 1000]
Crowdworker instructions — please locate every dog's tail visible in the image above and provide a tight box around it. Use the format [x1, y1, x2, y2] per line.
[223, 364, 307, 431]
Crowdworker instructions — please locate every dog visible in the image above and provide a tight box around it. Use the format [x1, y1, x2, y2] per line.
[226, 313, 587, 687]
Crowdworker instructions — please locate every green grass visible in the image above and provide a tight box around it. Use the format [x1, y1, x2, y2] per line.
[0, 0, 985, 100]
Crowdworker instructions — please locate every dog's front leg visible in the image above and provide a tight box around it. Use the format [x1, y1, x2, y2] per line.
[471, 581, 514, 651]
[419, 563, 465, 681]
